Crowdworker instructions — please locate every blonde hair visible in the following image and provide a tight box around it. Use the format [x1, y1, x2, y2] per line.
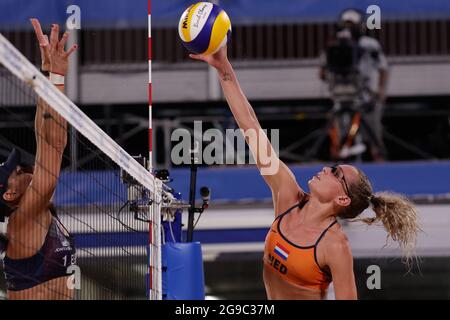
[339, 169, 421, 269]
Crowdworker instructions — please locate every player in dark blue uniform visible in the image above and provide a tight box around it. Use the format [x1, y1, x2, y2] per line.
[0, 19, 77, 299]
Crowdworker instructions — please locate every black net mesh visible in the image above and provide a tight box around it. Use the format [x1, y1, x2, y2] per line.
[0, 64, 159, 300]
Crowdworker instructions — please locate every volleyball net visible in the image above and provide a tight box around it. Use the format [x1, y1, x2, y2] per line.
[0, 32, 163, 300]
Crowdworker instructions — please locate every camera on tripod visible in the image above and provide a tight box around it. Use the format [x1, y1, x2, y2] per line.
[325, 29, 364, 103]
[322, 29, 371, 160]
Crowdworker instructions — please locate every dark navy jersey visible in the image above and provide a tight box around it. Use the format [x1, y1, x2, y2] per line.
[3, 215, 77, 291]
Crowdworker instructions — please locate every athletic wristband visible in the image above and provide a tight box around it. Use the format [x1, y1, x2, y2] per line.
[49, 72, 65, 86]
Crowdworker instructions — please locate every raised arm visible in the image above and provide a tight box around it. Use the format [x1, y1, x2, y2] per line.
[33, 21, 50, 149]
[190, 47, 304, 214]
[16, 20, 77, 220]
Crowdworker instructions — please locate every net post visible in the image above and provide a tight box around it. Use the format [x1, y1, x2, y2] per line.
[155, 179, 163, 300]
[147, 0, 158, 300]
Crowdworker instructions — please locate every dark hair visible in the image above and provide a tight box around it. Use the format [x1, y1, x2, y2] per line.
[0, 233, 7, 256]
[0, 202, 12, 222]
[0, 164, 34, 207]
[339, 168, 421, 268]
[19, 165, 34, 174]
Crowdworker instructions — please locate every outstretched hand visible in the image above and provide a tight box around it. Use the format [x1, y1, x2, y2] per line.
[189, 45, 229, 71]
[30, 19, 77, 76]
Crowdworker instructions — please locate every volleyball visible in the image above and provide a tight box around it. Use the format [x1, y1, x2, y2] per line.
[178, 2, 232, 55]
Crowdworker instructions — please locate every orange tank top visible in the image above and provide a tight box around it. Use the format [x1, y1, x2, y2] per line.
[264, 199, 337, 291]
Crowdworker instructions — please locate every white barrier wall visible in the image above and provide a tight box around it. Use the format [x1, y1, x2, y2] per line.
[78, 57, 450, 105]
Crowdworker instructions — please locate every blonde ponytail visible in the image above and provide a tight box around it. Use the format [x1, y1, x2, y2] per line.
[339, 168, 422, 270]
[359, 192, 421, 269]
